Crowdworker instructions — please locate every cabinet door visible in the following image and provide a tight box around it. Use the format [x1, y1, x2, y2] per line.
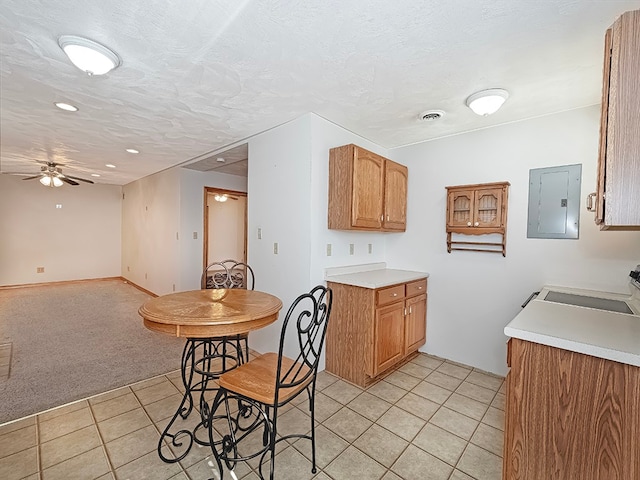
[373, 302, 405, 376]
[474, 188, 503, 228]
[352, 148, 384, 229]
[599, 10, 640, 228]
[405, 294, 426, 355]
[447, 190, 474, 227]
[383, 160, 408, 231]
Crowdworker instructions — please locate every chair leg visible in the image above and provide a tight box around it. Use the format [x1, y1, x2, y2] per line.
[207, 389, 226, 480]
[309, 387, 317, 474]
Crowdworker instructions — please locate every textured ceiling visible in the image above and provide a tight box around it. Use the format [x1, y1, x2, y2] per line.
[1, 0, 638, 186]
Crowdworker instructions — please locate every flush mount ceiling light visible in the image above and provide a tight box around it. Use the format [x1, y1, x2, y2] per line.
[105, 164, 116, 168]
[91, 174, 101, 177]
[58, 35, 121, 76]
[125, 148, 139, 154]
[216, 157, 226, 163]
[466, 88, 509, 116]
[54, 102, 79, 112]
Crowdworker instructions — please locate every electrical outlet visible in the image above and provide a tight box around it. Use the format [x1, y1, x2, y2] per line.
[36, 267, 44, 273]
[127, 266, 130, 272]
[173, 284, 176, 291]
[257, 228, 262, 239]
[273, 242, 278, 254]
[326, 244, 332, 256]
[368, 243, 372, 254]
[193, 232, 198, 239]
[349, 243, 355, 255]
[145, 273, 148, 279]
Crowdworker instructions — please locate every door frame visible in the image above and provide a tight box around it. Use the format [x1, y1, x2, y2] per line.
[202, 187, 248, 269]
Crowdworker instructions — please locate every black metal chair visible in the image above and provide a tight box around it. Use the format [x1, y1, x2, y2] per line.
[207, 285, 333, 480]
[201, 259, 255, 363]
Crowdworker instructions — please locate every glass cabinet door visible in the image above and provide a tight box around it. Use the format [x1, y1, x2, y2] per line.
[448, 190, 474, 227]
[474, 188, 503, 227]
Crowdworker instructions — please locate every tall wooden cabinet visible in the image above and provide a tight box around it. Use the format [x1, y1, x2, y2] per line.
[445, 182, 509, 255]
[326, 277, 427, 387]
[589, 9, 640, 230]
[503, 338, 640, 479]
[328, 144, 408, 232]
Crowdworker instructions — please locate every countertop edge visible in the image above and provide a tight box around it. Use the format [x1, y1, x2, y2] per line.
[325, 268, 429, 289]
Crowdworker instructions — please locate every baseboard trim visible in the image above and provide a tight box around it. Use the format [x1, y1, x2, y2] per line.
[120, 277, 158, 298]
[0, 277, 124, 290]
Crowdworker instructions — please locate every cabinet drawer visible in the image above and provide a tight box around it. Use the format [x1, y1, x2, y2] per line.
[376, 285, 405, 306]
[406, 279, 427, 297]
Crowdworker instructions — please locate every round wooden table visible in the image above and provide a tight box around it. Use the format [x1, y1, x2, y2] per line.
[139, 288, 283, 338]
[139, 289, 282, 463]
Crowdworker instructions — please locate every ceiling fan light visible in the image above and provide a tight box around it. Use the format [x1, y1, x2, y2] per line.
[214, 194, 228, 202]
[52, 176, 64, 187]
[58, 35, 121, 76]
[466, 88, 509, 116]
[40, 175, 52, 186]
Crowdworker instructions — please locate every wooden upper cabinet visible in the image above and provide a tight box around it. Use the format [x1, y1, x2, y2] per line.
[383, 160, 408, 231]
[446, 182, 510, 256]
[328, 144, 408, 232]
[591, 9, 640, 230]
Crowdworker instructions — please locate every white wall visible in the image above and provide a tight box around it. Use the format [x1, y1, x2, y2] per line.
[121, 167, 247, 295]
[179, 168, 247, 291]
[387, 105, 640, 375]
[0, 175, 122, 286]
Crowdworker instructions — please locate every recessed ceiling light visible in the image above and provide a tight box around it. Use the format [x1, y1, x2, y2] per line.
[54, 102, 79, 112]
[58, 35, 121, 76]
[105, 164, 116, 168]
[125, 148, 139, 154]
[216, 157, 225, 163]
[466, 88, 509, 116]
[91, 174, 101, 177]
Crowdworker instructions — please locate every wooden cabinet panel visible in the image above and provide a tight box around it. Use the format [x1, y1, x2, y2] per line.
[474, 187, 503, 228]
[404, 293, 426, 355]
[406, 279, 427, 297]
[328, 144, 408, 232]
[376, 284, 404, 306]
[352, 148, 385, 228]
[503, 339, 640, 480]
[383, 160, 408, 231]
[448, 189, 474, 227]
[373, 302, 405, 376]
[593, 10, 640, 229]
[326, 277, 428, 387]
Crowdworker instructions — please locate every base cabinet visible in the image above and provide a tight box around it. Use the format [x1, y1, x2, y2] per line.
[326, 278, 427, 387]
[503, 338, 640, 480]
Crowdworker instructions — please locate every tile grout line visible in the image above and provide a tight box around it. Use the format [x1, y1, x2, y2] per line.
[89, 389, 121, 479]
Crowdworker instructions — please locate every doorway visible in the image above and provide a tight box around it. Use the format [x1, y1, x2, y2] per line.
[203, 187, 248, 268]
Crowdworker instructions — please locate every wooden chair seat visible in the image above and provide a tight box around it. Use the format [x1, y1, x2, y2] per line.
[219, 352, 311, 405]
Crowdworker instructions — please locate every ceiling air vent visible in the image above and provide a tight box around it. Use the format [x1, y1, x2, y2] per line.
[419, 110, 445, 122]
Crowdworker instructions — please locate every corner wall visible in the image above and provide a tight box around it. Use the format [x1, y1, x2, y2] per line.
[388, 105, 640, 375]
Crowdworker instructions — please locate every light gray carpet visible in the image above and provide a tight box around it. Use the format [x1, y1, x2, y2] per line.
[0, 279, 184, 423]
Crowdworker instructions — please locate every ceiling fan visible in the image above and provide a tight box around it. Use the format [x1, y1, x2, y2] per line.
[6, 160, 94, 187]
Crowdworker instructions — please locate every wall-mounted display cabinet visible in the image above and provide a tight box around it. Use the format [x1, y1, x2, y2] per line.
[588, 9, 640, 230]
[445, 181, 510, 256]
[328, 144, 407, 232]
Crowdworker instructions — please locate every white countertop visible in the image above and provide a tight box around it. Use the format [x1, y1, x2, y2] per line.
[325, 263, 428, 289]
[504, 285, 640, 367]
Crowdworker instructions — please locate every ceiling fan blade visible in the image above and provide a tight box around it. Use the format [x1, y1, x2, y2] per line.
[59, 176, 79, 186]
[2, 171, 38, 176]
[64, 174, 94, 184]
[22, 174, 44, 181]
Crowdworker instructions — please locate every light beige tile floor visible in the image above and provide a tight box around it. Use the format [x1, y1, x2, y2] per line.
[0, 353, 505, 480]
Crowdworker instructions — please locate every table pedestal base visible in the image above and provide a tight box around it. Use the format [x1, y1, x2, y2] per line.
[158, 336, 244, 463]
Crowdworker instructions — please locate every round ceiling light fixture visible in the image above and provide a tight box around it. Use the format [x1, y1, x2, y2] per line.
[125, 148, 139, 154]
[54, 102, 79, 112]
[419, 110, 445, 122]
[466, 88, 509, 116]
[105, 164, 116, 168]
[58, 35, 121, 76]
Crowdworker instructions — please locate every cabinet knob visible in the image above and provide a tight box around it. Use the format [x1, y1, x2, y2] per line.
[418, 286, 422, 289]
[474, 222, 479, 226]
[391, 293, 397, 297]
[467, 221, 472, 226]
